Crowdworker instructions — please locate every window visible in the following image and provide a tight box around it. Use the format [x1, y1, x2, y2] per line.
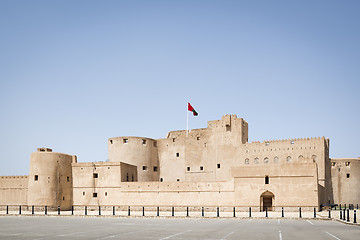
[63, 196, 65, 201]
[172, 138, 176, 142]
[126, 173, 129, 182]
[245, 158, 249, 165]
[187, 167, 190, 171]
[123, 139, 128, 144]
[160, 178, 163, 182]
[331, 162, 336, 167]
[265, 176, 269, 184]
[67, 176, 70, 182]
[154, 142, 157, 147]
[345, 162, 350, 166]
[177, 179, 180, 181]
[83, 192, 85, 196]
[110, 140, 113, 144]
[264, 157, 269, 164]
[274, 156, 279, 163]
[286, 156, 292, 162]
[93, 193, 97, 198]
[34, 175, 38, 181]
[142, 166, 148, 171]
[312, 155, 316, 162]
[176, 153, 179, 157]
[153, 166, 158, 172]
[347, 174, 350, 178]
[142, 139, 147, 145]
[200, 166, 204, 171]
[217, 164, 221, 169]
[197, 137, 200, 140]
[93, 173, 98, 178]
[105, 192, 108, 196]
[254, 158, 259, 164]
[131, 174, 134, 182]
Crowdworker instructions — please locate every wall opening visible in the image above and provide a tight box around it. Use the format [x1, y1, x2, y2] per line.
[67, 176, 70, 182]
[187, 167, 190, 171]
[217, 164, 221, 169]
[260, 191, 274, 211]
[93, 193, 97, 198]
[110, 140, 113, 144]
[142, 166, 148, 171]
[160, 178, 163, 182]
[82, 192, 85, 196]
[142, 139, 147, 145]
[153, 166, 158, 172]
[265, 176, 269, 184]
[123, 139, 128, 144]
[34, 175, 38, 181]
[93, 173, 98, 178]
[347, 173, 350, 178]
[200, 166, 204, 171]
[105, 192, 108, 196]
[176, 153, 180, 157]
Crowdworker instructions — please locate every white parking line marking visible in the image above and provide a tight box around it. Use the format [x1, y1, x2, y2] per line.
[307, 220, 314, 225]
[326, 232, 341, 240]
[279, 230, 282, 240]
[160, 230, 192, 240]
[221, 231, 235, 240]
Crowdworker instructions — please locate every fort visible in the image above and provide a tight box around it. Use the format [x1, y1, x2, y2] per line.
[0, 115, 359, 211]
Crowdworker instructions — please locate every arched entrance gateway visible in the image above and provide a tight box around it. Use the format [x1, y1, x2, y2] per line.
[260, 191, 275, 211]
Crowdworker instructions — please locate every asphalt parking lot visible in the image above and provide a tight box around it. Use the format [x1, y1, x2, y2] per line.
[0, 216, 359, 240]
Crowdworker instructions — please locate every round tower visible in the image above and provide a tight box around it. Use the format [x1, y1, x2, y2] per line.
[108, 137, 159, 182]
[27, 148, 76, 210]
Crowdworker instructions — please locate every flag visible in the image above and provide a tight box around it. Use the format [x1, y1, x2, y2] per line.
[188, 102, 198, 116]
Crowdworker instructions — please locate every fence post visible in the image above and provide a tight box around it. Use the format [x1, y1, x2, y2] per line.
[113, 206, 115, 216]
[314, 207, 316, 218]
[354, 210, 357, 224]
[157, 207, 159, 217]
[347, 209, 350, 222]
[19, 206, 21, 215]
[266, 207, 268, 218]
[186, 207, 189, 217]
[99, 206, 101, 216]
[299, 207, 302, 218]
[282, 207, 284, 218]
[202, 207, 204, 217]
[58, 206, 60, 215]
[128, 206, 130, 216]
[217, 207, 219, 217]
[45, 206, 47, 215]
[233, 207, 236, 218]
[6, 205, 8, 215]
[142, 207, 145, 216]
[249, 207, 251, 218]
[85, 206, 87, 216]
[32, 205, 34, 215]
[328, 210, 331, 218]
[172, 207, 174, 217]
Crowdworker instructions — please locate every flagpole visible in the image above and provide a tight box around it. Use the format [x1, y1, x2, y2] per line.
[186, 102, 189, 137]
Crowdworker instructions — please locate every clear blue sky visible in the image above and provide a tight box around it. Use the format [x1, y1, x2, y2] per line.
[1, 0, 359, 176]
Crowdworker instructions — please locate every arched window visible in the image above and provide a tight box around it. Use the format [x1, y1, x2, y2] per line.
[312, 155, 316, 162]
[254, 157, 259, 164]
[286, 156, 292, 162]
[264, 157, 269, 164]
[298, 155, 304, 160]
[273, 156, 279, 163]
[245, 158, 249, 165]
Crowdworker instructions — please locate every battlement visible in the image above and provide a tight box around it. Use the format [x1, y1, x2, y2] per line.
[249, 136, 327, 145]
[0, 175, 28, 179]
[37, 147, 52, 152]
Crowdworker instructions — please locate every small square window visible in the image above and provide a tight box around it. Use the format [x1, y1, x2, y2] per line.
[93, 173, 98, 178]
[34, 175, 38, 181]
[123, 139, 128, 144]
[200, 166, 204, 171]
[217, 164, 221, 169]
[142, 139, 147, 145]
[187, 167, 190, 171]
[347, 174, 350, 178]
[153, 166, 158, 172]
[93, 193, 97, 198]
[176, 153, 179, 157]
[142, 166, 148, 171]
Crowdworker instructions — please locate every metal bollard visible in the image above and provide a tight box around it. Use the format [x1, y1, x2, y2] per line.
[19, 206, 21, 215]
[186, 207, 189, 217]
[233, 207, 236, 218]
[328, 210, 331, 218]
[32, 205, 34, 215]
[99, 206, 101, 216]
[6, 205, 8, 215]
[354, 210, 357, 223]
[142, 206, 145, 216]
[357, 204, 359, 210]
[85, 206, 87, 216]
[345, 204, 346, 209]
[340, 209, 342, 220]
[266, 207, 268, 218]
[343, 208, 346, 220]
[314, 208, 316, 218]
[157, 207, 159, 217]
[249, 207, 251, 218]
[58, 206, 60, 215]
[202, 207, 204, 217]
[282, 207, 284, 218]
[172, 207, 174, 217]
[347, 209, 350, 222]
[113, 206, 115, 216]
[339, 204, 341, 210]
[45, 206, 47, 215]
[299, 207, 302, 218]
[71, 206, 74, 215]
[217, 207, 219, 217]
[128, 206, 130, 216]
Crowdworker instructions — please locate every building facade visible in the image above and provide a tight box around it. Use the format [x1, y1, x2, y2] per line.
[0, 115, 359, 211]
